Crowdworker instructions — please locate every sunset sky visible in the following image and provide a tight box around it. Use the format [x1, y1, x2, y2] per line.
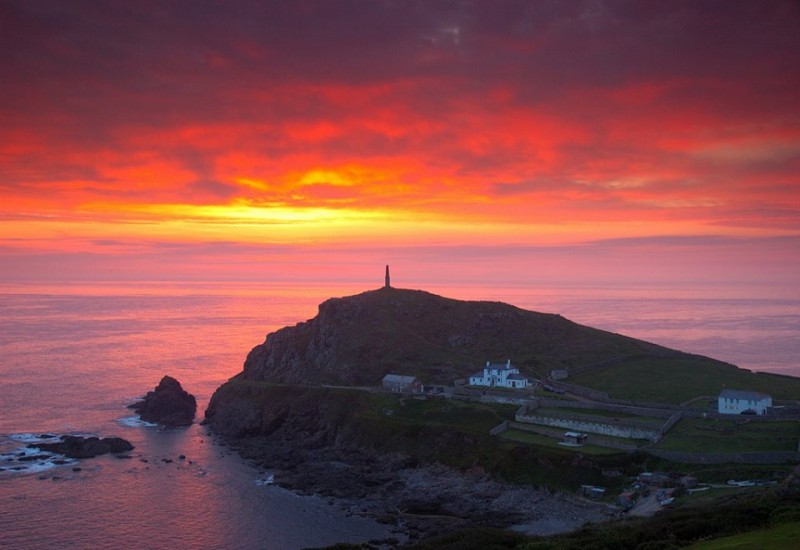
[2, 1, 799, 289]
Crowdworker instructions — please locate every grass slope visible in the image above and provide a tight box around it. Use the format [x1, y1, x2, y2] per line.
[244, 287, 728, 386]
[568, 356, 800, 404]
[687, 521, 800, 549]
[656, 418, 800, 453]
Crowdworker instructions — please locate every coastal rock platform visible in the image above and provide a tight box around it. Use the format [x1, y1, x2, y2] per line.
[30, 435, 134, 459]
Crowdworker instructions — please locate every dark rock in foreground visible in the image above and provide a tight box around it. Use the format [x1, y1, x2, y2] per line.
[129, 375, 197, 427]
[31, 435, 134, 458]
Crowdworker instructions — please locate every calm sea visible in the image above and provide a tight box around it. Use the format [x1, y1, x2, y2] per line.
[0, 281, 798, 549]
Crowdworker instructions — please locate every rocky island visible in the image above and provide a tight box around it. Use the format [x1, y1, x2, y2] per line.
[204, 285, 800, 546]
[130, 375, 197, 427]
[30, 435, 133, 459]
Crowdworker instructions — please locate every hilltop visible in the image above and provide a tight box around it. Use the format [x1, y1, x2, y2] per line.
[238, 286, 724, 387]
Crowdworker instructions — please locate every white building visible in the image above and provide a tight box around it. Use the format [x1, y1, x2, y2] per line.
[717, 389, 772, 415]
[469, 360, 529, 389]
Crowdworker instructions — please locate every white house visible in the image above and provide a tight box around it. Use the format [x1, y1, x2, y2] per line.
[469, 360, 529, 389]
[717, 389, 772, 415]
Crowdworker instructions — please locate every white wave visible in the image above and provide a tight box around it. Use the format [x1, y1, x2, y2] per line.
[8, 433, 60, 444]
[116, 416, 158, 428]
[0, 435, 78, 477]
[255, 474, 274, 486]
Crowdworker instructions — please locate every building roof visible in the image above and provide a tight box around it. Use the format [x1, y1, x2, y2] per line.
[382, 374, 417, 384]
[507, 373, 527, 380]
[487, 363, 514, 370]
[719, 389, 771, 401]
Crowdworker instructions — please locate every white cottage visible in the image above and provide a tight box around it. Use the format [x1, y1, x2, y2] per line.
[717, 389, 772, 415]
[469, 360, 529, 389]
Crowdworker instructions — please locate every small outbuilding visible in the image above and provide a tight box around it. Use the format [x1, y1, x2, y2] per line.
[382, 374, 424, 393]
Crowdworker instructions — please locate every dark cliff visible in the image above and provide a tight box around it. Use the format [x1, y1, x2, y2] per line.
[238, 286, 675, 386]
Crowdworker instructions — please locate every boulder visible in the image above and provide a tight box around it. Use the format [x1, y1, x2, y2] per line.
[129, 375, 197, 427]
[31, 435, 134, 458]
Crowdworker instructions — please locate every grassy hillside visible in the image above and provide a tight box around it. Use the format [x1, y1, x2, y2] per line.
[656, 418, 800, 453]
[243, 287, 743, 389]
[687, 521, 800, 550]
[568, 356, 800, 404]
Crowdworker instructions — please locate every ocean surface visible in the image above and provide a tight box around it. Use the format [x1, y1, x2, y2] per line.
[1, 281, 798, 549]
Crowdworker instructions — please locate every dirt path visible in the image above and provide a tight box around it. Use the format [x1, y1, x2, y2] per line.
[628, 493, 662, 517]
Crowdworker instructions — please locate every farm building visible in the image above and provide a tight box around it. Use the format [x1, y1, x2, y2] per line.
[717, 389, 772, 415]
[382, 374, 423, 393]
[468, 360, 529, 389]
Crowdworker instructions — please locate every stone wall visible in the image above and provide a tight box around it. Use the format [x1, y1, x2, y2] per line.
[489, 421, 509, 436]
[547, 380, 609, 401]
[454, 386, 532, 406]
[515, 410, 663, 442]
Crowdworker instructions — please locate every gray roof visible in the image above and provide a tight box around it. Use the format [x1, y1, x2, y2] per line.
[507, 373, 527, 380]
[487, 362, 514, 370]
[382, 374, 417, 384]
[719, 389, 771, 401]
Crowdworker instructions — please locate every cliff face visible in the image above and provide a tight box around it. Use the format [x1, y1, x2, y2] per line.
[238, 286, 670, 386]
[204, 383, 370, 439]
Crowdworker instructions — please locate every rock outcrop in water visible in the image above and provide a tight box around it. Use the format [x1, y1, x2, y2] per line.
[129, 375, 197, 427]
[30, 435, 133, 458]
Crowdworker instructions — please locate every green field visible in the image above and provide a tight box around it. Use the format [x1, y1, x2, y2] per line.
[569, 356, 800, 404]
[372, 395, 517, 433]
[687, 521, 800, 549]
[657, 418, 800, 453]
[499, 428, 622, 455]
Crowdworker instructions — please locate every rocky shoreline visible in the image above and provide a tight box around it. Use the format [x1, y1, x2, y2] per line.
[220, 433, 613, 543]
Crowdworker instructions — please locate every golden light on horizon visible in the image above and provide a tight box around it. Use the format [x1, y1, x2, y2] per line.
[0, 2, 797, 285]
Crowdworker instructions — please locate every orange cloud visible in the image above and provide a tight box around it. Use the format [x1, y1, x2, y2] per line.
[1, 1, 799, 284]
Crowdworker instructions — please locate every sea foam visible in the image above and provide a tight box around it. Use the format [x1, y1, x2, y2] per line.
[116, 416, 158, 428]
[0, 433, 77, 476]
